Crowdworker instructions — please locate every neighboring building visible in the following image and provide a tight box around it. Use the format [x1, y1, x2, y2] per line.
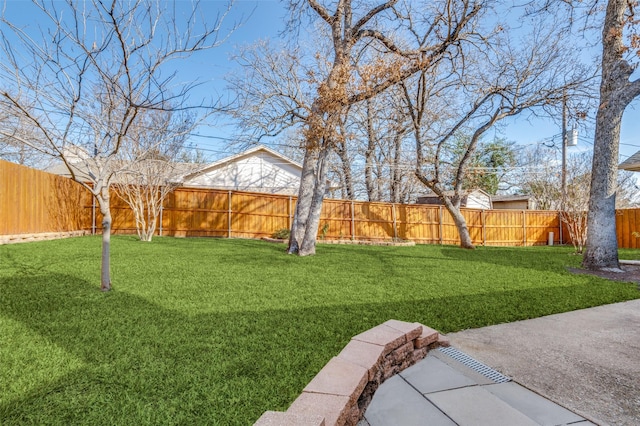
[492, 195, 537, 210]
[45, 144, 324, 196]
[416, 189, 493, 210]
[181, 145, 304, 195]
[618, 150, 640, 171]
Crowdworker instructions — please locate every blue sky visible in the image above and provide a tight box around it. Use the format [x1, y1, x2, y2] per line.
[2, 0, 639, 163]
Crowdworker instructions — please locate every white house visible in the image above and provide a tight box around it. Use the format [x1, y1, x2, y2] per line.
[182, 145, 304, 195]
[46, 144, 335, 196]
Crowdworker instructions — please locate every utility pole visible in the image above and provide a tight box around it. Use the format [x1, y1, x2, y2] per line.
[561, 89, 567, 211]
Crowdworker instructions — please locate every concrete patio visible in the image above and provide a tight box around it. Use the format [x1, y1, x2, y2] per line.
[361, 299, 640, 426]
[360, 347, 593, 426]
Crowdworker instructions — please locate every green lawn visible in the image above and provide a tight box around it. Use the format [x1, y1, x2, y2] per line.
[1, 236, 638, 425]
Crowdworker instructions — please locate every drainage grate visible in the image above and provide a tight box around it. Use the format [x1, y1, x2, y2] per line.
[438, 347, 511, 383]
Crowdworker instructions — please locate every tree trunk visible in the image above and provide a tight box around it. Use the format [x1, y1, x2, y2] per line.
[289, 144, 331, 255]
[415, 174, 475, 249]
[365, 100, 379, 202]
[97, 189, 112, 291]
[299, 148, 330, 256]
[144, 208, 157, 242]
[390, 132, 403, 203]
[582, 104, 624, 270]
[364, 142, 377, 201]
[288, 147, 318, 254]
[582, 0, 640, 270]
[441, 195, 475, 249]
[336, 143, 354, 200]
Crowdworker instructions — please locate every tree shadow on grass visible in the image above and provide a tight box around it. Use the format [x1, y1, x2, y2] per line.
[0, 270, 638, 425]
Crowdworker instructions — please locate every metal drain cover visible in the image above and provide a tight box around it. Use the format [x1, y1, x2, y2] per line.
[438, 346, 511, 383]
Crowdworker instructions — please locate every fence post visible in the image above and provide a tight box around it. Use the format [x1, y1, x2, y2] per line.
[350, 201, 355, 240]
[91, 196, 96, 235]
[392, 203, 398, 240]
[439, 206, 443, 245]
[228, 191, 232, 239]
[482, 210, 486, 246]
[522, 210, 527, 246]
[159, 203, 163, 236]
[288, 196, 293, 229]
[558, 211, 563, 245]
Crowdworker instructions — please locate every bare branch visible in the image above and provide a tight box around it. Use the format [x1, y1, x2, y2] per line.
[307, 0, 334, 25]
[350, 0, 398, 34]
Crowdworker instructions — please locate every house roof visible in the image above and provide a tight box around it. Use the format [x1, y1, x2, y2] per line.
[182, 145, 302, 181]
[618, 150, 640, 171]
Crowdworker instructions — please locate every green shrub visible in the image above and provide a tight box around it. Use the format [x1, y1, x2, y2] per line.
[271, 228, 291, 239]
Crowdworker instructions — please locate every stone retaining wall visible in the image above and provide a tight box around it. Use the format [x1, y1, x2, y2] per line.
[0, 230, 88, 245]
[255, 320, 449, 426]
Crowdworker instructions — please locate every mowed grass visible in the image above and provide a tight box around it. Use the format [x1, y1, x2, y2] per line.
[1, 236, 638, 425]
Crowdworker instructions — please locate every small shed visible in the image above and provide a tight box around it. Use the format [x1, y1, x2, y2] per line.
[492, 195, 536, 210]
[416, 189, 493, 210]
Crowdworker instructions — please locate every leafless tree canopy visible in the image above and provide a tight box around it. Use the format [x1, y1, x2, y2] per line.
[400, 9, 595, 248]
[229, 0, 487, 255]
[0, 0, 235, 289]
[226, 1, 610, 253]
[112, 108, 199, 242]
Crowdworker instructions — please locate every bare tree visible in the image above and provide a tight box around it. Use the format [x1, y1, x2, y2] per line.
[306, 67, 417, 203]
[326, 88, 415, 202]
[284, 0, 483, 255]
[404, 17, 593, 248]
[513, 144, 563, 210]
[112, 109, 198, 242]
[359, 93, 413, 203]
[227, 1, 483, 254]
[512, 143, 637, 212]
[0, 0, 234, 290]
[561, 152, 592, 254]
[583, 0, 640, 270]
[0, 101, 52, 167]
[615, 170, 640, 209]
[323, 104, 357, 200]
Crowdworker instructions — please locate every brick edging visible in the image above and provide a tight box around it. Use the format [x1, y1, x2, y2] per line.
[0, 230, 88, 245]
[255, 320, 449, 426]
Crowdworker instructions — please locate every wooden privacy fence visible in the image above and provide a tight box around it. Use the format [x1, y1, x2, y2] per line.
[615, 209, 640, 249]
[0, 159, 90, 236]
[93, 186, 564, 247]
[4, 159, 640, 248]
